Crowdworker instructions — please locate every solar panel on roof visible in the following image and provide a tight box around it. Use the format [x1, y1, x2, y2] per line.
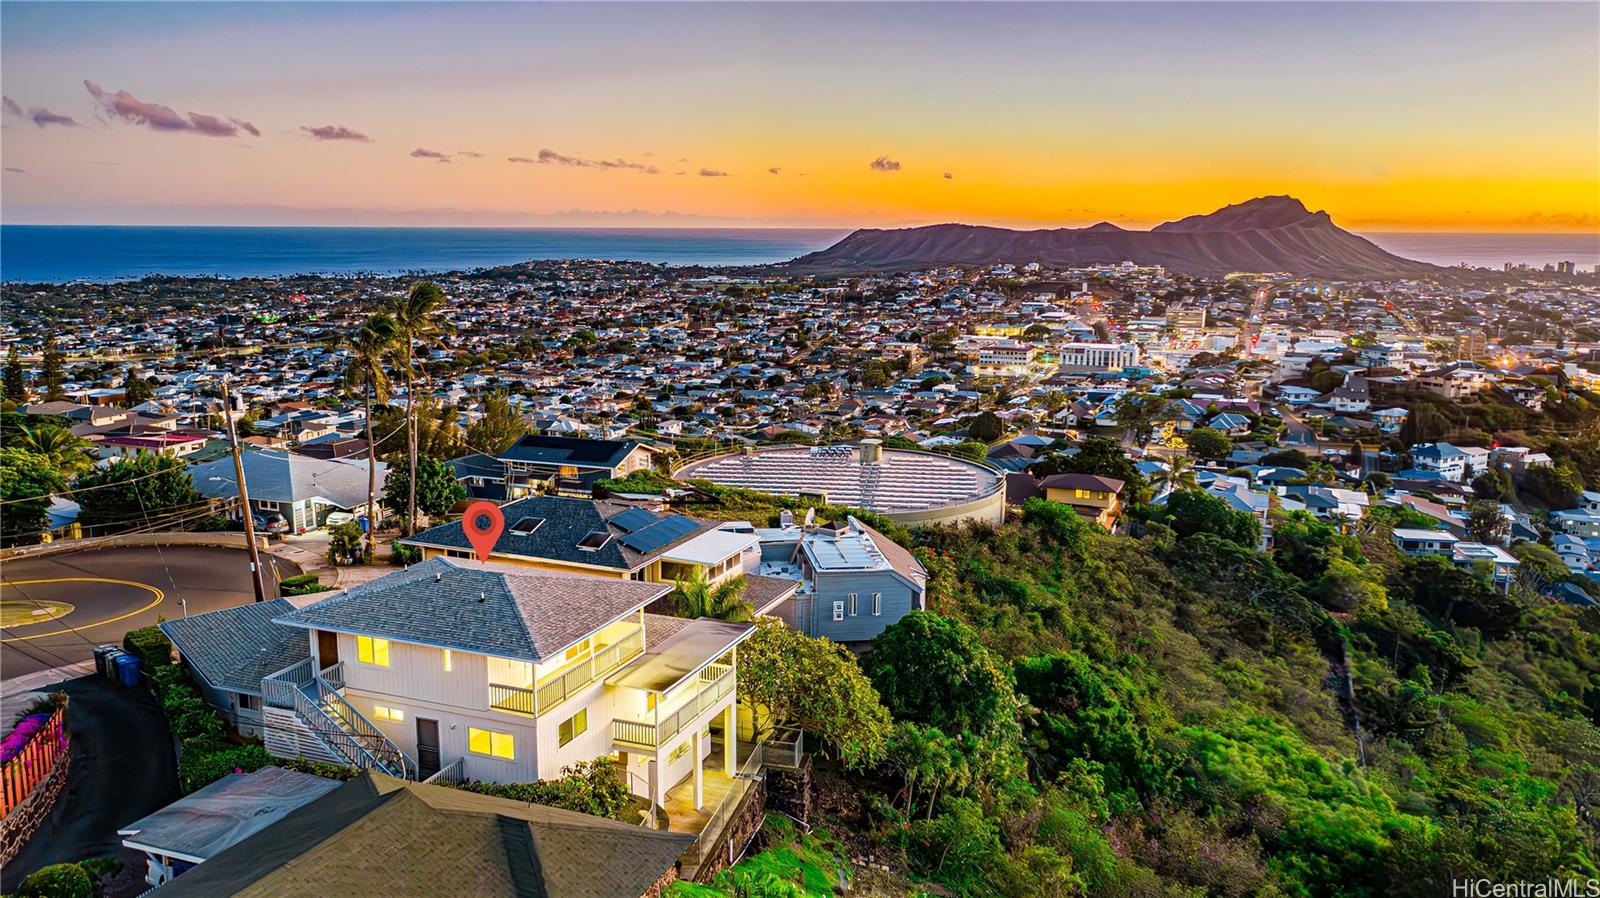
[620, 514, 700, 553]
[610, 507, 659, 534]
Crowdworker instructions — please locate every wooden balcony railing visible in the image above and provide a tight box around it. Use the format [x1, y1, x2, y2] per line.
[611, 662, 735, 749]
[520, 627, 644, 715]
[488, 682, 537, 717]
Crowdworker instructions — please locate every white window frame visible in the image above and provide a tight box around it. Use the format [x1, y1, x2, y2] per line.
[872, 592, 882, 616]
[847, 593, 857, 616]
[832, 601, 845, 622]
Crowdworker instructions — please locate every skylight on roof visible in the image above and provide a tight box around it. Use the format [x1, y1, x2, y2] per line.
[510, 517, 544, 535]
[577, 531, 612, 551]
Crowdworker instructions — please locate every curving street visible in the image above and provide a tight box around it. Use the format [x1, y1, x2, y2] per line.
[1, 546, 301, 677]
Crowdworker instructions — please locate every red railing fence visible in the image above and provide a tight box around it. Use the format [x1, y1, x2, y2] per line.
[1, 704, 68, 818]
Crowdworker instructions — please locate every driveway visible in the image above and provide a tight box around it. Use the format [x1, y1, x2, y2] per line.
[1, 674, 178, 886]
[1, 546, 301, 677]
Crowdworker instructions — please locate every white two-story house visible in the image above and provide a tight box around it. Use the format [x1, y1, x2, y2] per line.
[173, 557, 753, 817]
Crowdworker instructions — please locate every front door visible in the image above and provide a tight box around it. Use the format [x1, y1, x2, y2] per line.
[317, 631, 339, 668]
[416, 718, 441, 780]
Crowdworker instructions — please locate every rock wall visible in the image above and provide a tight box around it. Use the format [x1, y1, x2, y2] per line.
[688, 777, 767, 883]
[0, 749, 71, 868]
[766, 754, 813, 823]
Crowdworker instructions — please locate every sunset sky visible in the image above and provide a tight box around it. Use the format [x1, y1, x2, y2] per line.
[2, 1, 1596, 232]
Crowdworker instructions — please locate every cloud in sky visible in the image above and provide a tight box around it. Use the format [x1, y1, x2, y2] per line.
[411, 147, 451, 162]
[301, 124, 371, 142]
[4, 95, 79, 128]
[520, 147, 658, 173]
[944, 171, 954, 180]
[457, 150, 483, 158]
[768, 166, 781, 175]
[869, 155, 901, 172]
[84, 81, 255, 137]
[699, 168, 729, 177]
[4, 167, 24, 174]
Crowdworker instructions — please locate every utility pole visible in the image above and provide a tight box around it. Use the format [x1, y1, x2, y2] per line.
[221, 378, 268, 603]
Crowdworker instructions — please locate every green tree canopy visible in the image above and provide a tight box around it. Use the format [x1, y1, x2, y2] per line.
[0, 447, 64, 546]
[465, 392, 530, 455]
[75, 453, 200, 532]
[381, 455, 466, 521]
[737, 619, 891, 769]
[865, 610, 1019, 740]
[1184, 426, 1233, 460]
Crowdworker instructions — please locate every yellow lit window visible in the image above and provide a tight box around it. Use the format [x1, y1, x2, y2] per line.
[442, 649, 453, 672]
[468, 727, 515, 760]
[373, 705, 404, 722]
[558, 708, 588, 747]
[356, 635, 390, 667]
[564, 639, 590, 662]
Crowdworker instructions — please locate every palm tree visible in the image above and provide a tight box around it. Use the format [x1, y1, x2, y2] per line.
[343, 313, 400, 561]
[390, 281, 454, 534]
[1150, 455, 1197, 495]
[670, 569, 752, 621]
[16, 425, 93, 476]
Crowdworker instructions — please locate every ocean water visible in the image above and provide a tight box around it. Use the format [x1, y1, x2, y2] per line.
[1360, 231, 1600, 269]
[0, 225, 849, 283]
[1, 224, 1594, 283]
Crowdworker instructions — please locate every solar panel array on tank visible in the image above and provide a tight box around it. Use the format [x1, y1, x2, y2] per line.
[609, 507, 660, 533]
[620, 514, 700, 553]
[679, 448, 997, 513]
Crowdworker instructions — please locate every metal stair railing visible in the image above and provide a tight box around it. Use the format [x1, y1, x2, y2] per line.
[289, 685, 389, 775]
[312, 676, 414, 779]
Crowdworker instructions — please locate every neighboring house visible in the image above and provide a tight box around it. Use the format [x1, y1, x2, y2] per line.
[97, 432, 210, 460]
[751, 516, 927, 645]
[1281, 485, 1369, 522]
[496, 435, 656, 498]
[119, 766, 342, 889]
[402, 496, 761, 590]
[241, 557, 753, 815]
[1452, 541, 1520, 588]
[190, 449, 386, 533]
[139, 771, 693, 898]
[1391, 528, 1461, 556]
[1551, 510, 1600, 540]
[1410, 442, 1470, 483]
[1038, 472, 1125, 529]
[161, 598, 310, 738]
[447, 452, 510, 501]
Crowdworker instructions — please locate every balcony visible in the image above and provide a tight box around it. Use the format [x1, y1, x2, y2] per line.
[611, 662, 735, 749]
[488, 627, 643, 718]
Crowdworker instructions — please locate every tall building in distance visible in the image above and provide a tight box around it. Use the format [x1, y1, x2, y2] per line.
[1059, 342, 1142, 372]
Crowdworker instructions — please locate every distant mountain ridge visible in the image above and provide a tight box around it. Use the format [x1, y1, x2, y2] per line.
[783, 196, 1439, 277]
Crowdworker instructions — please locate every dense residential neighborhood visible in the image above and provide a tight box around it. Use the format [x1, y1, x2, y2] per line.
[3, 257, 1600, 897]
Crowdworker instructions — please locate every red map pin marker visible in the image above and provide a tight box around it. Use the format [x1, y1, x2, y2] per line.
[462, 501, 504, 562]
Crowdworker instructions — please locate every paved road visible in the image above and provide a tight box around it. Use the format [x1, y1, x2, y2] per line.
[1, 546, 300, 677]
[1, 675, 179, 886]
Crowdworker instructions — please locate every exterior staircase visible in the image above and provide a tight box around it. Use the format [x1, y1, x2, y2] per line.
[261, 659, 414, 779]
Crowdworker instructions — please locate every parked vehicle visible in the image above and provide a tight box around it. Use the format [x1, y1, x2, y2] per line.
[253, 512, 290, 535]
[323, 511, 356, 528]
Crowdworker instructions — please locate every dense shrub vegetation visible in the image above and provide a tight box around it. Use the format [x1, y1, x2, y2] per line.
[735, 494, 1600, 898]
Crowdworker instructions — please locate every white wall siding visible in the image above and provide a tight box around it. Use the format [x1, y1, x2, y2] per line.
[337, 634, 490, 712]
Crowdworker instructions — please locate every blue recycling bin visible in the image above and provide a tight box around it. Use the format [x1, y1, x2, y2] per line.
[113, 651, 142, 688]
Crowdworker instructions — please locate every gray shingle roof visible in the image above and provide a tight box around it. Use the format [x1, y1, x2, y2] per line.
[274, 557, 670, 662]
[160, 599, 309, 695]
[191, 449, 384, 509]
[402, 495, 714, 572]
[151, 772, 693, 898]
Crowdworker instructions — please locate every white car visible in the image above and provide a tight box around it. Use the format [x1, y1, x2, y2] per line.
[324, 512, 357, 528]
